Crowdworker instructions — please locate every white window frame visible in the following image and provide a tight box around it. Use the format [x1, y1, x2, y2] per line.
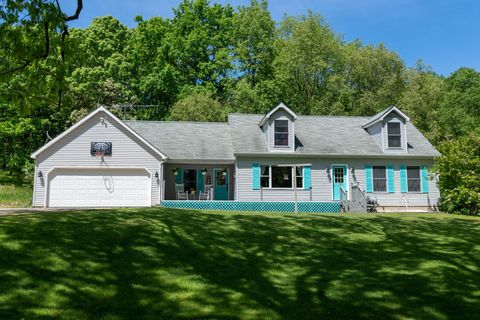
[274, 120, 289, 147]
[407, 166, 421, 193]
[372, 166, 387, 193]
[387, 122, 402, 148]
[259, 165, 304, 189]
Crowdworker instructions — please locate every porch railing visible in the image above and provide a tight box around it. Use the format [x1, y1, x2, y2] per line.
[339, 186, 348, 212]
[351, 183, 367, 211]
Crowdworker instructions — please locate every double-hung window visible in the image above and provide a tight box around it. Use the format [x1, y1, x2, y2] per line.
[407, 166, 421, 192]
[387, 122, 402, 148]
[372, 166, 387, 192]
[271, 166, 292, 188]
[261, 165, 303, 188]
[274, 120, 289, 146]
[260, 165, 270, 188]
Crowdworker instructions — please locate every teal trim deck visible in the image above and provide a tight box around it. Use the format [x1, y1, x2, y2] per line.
[161, 201, 340, 213]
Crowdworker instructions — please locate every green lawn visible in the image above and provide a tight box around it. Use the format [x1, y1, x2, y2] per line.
[0, 209, 479, 319]
[0, 171, 32, 208]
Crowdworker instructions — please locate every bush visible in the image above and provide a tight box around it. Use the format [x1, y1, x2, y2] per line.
[441, 187, 480, 215]
[434, 133, 480, 215]
[21, 161, 35, 186]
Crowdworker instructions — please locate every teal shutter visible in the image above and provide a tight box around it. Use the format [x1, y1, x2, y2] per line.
[252, 163, 260, 190]
[400, 165, 407, 193]
[303, 166, 311, 189]
[387, 165, 395, 193]
[197, 170, 204, 193]
[365, 165, 373, 193]
[421, 166, 429, 193]
[175, 168, 183, 184]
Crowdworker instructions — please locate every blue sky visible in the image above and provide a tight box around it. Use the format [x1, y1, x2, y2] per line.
[59, 0, 480, 76]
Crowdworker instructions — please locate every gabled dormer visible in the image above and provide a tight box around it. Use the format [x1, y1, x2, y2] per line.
[362, 106, 410, 153]
[259, 103, 298, 152]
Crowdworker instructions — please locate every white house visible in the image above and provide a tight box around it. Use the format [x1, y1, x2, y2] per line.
[31, 103, 441, 212]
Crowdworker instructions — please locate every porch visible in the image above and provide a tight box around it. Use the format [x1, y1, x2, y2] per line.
[163, 163, 235, 200]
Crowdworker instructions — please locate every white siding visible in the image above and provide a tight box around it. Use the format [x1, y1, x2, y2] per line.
[33, 111, 163, 207]
[382, 112, 408, 153]
[237, 157, 440, 209]
[267, 110, 295, 152]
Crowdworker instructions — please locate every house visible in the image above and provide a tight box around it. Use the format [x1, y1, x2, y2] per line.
[31, 103, 441, 212]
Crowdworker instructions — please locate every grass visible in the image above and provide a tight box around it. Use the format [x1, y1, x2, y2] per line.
[0, 209, 479, 319]
[0, 171, 32, 208]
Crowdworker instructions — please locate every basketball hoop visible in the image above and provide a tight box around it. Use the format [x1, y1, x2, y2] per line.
[94, 151, 105, 158]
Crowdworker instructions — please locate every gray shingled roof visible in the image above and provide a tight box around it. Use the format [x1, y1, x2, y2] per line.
[125, 121, 235, 160]
[228, 114, 440, 157]
[124, 113, 440, 160]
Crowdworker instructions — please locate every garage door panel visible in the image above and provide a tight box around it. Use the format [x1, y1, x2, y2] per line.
[48, 168, 151, 207]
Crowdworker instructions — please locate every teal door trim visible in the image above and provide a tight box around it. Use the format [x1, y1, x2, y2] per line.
[213, 168, 229, 200]
[331, 164, 348, 201]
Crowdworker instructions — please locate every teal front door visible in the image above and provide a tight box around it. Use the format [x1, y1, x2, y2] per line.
[213, 169, 228, 200]
[332, 165, 348, 201]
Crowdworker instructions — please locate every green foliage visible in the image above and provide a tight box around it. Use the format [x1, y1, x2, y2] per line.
[169, 90, 228, 122]
[434, 133, 480, 215]
[2, 0, 480, 207]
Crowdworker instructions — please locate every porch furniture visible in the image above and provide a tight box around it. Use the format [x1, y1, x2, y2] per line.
[205, 184, 214, 200]
[177, 191, 188, 200]
[175, 183, 184, 193]
[198, 191, 210, 201]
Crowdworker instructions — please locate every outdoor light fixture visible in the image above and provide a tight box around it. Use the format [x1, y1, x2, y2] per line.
[201, 168, 207, 175]
[173, 168, 178, 175]
[37, 170, 43, 178]
[350, 167, 355, 174]
[155, 171, 159, 178]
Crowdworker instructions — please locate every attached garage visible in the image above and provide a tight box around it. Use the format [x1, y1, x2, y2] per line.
[47, 168, 151, 208]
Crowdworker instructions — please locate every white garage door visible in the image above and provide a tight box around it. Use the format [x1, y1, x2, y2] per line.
[48, 168, 151, 207]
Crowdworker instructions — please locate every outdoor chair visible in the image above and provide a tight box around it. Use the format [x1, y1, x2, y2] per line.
[177, 191, 188, 200]
[198, 191, 210, 200]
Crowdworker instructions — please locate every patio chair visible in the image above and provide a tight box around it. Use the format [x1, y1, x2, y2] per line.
[177, 191, 188, 200]
[204, 184, 213, 200]
[175, 183, 184, 194]
[198, 191, 210, 201]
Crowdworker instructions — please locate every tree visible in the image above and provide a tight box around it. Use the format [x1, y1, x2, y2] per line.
[434, 133, 480, 215]
[169, 90, 228, 122]
[165, 0, 234, 93]
[398, 62, 444, 142]
[0, 0, 83, 75]
[435, 68, 480, 142]
[273, 12, 343, 115]
[233, 0, 276, 85]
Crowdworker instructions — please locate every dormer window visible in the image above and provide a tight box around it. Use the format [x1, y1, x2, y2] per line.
[274, 120, 289, 146]
[387, 122, 401, 148]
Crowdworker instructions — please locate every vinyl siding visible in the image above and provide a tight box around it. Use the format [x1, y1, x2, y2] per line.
[267, 110, 295, 152]
[382, 112, 408, 153]
[33, 111, 163, 207]
[236, 157, 440, 208]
